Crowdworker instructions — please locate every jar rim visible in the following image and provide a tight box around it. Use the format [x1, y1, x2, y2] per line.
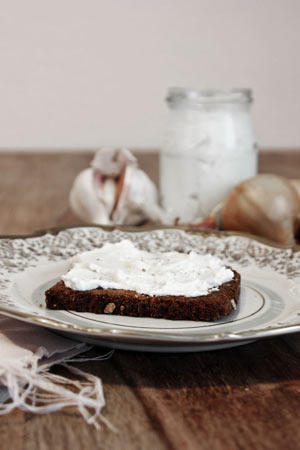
[166, 87, 253, 105]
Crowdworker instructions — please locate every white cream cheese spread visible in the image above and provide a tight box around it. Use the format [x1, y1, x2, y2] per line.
[62, 240, 233, 297]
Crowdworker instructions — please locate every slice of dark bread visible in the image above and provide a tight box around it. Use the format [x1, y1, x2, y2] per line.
[45, 270, 240, 321]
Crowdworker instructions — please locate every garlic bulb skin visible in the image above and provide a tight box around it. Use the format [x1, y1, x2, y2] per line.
[91, 147, 136, 176]
[289, 179, 300, 201]
[221, 174, 300, 244]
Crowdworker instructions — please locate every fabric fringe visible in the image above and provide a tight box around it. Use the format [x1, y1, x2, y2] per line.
[0, 350, 116, 430]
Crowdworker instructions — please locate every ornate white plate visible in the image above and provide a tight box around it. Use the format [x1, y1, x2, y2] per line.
[0, 226, 300, 352]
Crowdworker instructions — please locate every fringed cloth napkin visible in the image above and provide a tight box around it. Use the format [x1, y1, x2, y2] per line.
[0, 315, 114, 429]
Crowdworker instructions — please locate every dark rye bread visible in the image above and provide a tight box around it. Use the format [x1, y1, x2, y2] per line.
[45, 270, 240, 321]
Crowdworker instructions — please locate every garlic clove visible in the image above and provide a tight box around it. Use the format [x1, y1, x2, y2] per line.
[112, 165, 169, 225]
[221, 174, 300, 244]
[69, 168, 116, 225]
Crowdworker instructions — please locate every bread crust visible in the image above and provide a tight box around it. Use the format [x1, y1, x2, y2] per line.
[45, 270, 240, 321]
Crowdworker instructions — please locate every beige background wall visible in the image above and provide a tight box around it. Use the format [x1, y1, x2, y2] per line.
[0, 0, 299, 150]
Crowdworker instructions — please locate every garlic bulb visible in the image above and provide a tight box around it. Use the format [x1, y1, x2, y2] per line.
[289, 179, 300, 200]
[69, 147, 168, 226]
[221, 174, 300, 244]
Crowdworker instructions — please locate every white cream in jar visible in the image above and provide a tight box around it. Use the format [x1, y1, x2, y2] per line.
[62, 239, 233, 297]
[160, 88, 258, 222]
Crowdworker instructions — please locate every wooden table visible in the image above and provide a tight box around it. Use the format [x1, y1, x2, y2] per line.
[1, 151, 300, 450]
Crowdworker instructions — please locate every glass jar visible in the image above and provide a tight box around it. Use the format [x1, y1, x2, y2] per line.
[160, 87, 258, 222]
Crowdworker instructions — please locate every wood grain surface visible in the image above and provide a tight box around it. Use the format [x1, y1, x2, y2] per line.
[1, 150, 300, 450]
